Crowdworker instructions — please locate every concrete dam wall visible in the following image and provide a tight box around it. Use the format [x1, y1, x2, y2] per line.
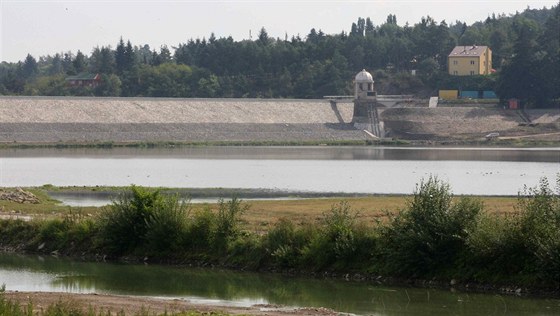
[0, 97, 365, 143]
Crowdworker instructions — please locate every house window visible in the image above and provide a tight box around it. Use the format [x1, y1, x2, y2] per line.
[453, 71, 458, 75]
[470, 71, 475, 75]
[470, 60, 475, 65]
[453, 60, 458, 65]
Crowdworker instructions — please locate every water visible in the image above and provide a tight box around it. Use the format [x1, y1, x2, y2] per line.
[0, 147, 558, 196]
[47, 191, 307, 207]
[0, 253, 558, 315]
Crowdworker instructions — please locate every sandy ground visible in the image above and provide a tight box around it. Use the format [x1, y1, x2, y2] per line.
[4, 291, 341, 315]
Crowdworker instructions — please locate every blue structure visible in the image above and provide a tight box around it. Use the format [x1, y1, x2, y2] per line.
[460, 90, 479, 99]
[482, 91, 497, 99]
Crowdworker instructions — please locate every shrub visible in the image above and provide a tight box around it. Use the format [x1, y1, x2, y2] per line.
[517, 176, 560, 281]
[97, 186, 189, 256]
[0, 219, 38, 247]
[379, 176, 482, 277]
[465, 176, 560, 284]
[228, 233, 265, 269]
[97, 186, 161, 255]
[184, 207, 216, 254]
[145, 194, 191, 256]
[212, 197, 249, 254]
[265, 218, 312, 268]
[301, 201, 371, 270]
[465, 212, 529, 281]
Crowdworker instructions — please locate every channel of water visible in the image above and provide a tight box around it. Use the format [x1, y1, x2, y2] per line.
[1, 253, 559, 315]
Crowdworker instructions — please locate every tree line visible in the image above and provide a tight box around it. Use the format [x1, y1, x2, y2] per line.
[0, 5, 558, 107]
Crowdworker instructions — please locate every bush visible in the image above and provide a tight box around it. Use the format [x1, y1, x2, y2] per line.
[212, 197, 248, 254]
[265, 218, 314, 268]
[379, 176, 482, 277]
[97, 186, 160, 255]
[465, 212, 529, 281]
[145, 194, 190, 256]
[0, 219, 38, 247]
[228, 233, 265, 269]
[517, 176, 560, 281]
[301, 201, 373, 270]
[184, 207, 216, 254]
[35, 219, 71, 251]
[97, 186, 189, 256]
[466, 176, 560, 284]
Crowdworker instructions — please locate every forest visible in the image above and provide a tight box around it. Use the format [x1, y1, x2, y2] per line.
[0, 5, 558, 108]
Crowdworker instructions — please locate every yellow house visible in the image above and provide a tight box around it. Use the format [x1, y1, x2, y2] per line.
[448, 45, 492, 76]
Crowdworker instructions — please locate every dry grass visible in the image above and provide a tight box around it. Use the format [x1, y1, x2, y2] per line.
[1, 191, 519, 232]
[195, 196, 519, 232]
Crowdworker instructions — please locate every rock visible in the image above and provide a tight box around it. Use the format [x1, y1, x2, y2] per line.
[0, 188, 40, 204]
[450, 279, 457, 286]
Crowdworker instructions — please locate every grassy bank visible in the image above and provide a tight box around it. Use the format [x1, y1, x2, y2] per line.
[1, 186, 520, 232]
[1, 177, 559, 295]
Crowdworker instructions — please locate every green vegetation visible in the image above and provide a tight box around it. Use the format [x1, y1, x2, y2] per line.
[0, 177, 558, 290]
[1, 6, 558, 107]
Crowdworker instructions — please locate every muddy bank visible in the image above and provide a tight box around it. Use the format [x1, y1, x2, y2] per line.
[3, 291, 339, 315]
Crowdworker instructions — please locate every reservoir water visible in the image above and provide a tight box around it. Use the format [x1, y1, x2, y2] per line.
[1, 253, 559, 315]
[0, 146, 558, 195]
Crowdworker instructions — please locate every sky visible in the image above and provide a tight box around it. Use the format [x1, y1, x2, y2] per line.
[1, 0, 558, 63]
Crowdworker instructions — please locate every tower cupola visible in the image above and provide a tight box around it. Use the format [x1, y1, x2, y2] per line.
[354, 69, 375, 100]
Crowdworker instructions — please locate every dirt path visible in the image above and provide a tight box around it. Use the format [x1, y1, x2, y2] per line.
[4, 291, 340, 315]
[498, 132, 560, 140]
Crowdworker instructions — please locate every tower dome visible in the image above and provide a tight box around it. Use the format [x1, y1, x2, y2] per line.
[354, 69, 375, 100]
[355, 69, 373, 83]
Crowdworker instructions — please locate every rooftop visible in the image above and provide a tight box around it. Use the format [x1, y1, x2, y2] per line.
[448, 45, 489, 57]
[355, 69, 373, 82]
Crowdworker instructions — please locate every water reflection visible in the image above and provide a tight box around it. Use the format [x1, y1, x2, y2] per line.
[0, 253, 558, 315]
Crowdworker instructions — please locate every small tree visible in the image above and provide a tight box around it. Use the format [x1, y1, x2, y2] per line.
[379, 176, 482, 277]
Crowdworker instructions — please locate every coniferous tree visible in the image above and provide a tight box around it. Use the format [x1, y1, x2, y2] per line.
[22, 54, 39, 80]
[115, 38, 127, 75]
[73, 50, 87, 73]
[496, 17, 541, 105]
[49, 53, 64, 75]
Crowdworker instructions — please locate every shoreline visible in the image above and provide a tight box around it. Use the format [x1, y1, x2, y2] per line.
[3, 291, 340, 316]
[1, 137, 559, 149]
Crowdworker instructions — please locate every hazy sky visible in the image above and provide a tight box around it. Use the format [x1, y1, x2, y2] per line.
[1, 0, 557, 63]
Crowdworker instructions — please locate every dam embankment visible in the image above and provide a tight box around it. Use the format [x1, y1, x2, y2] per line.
[1, 96, 558, 144]
[0, 97, 364, 143]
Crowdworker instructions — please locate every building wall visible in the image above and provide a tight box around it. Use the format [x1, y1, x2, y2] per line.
[448, 47, 492, 76]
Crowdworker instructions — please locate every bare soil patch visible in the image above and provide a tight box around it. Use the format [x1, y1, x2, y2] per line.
[4, 291, 339, 315]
